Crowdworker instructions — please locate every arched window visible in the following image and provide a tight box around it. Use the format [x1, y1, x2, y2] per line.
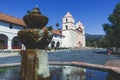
[0, 34, 8, 49]
[9, 24, 13, 29]
[66, 19, 68, 22]
[66, 25, 68, 30]
[56, 42, 60, 48]
[12, 36, 22, 49]
[51, 41, 55, 48]
[78, 41, 82, 47]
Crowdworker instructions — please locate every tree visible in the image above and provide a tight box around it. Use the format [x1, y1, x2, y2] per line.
[103, 3, 120, 48]
[47, 25, 53, 31]
[56, 22, 59, 30]
[98, 37, 111, 48]
[26, 10, 31, 14]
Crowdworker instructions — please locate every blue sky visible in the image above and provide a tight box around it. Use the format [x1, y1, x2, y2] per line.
[0, 0, 119, 35]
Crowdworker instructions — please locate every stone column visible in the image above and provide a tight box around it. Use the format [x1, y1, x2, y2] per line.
[8, 39, 12, 50]
[20, 49, 50, 80]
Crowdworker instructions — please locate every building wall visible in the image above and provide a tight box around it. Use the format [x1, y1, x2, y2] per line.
[75, 32, 86, 47]
[0, 21, 23, 50]
[62, 23, 75, 30]
[49, 34, 63, 48]
[62, 30, 76, 48]
[81, 34, 86, 47]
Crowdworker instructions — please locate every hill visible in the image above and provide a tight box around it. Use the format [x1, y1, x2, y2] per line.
[85, 33, 104, 40]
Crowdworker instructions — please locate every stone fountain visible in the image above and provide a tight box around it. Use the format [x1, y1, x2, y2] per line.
[18, 7, 53, 80]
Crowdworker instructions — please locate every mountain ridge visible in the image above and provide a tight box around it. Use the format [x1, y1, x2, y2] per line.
[85, 33, 104, 40]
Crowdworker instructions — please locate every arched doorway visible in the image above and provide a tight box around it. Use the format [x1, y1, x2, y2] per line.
[12, 36, 22, 49]
[78, 41, 82, 47]
[51, 41, 55, 48]
[0, 34, 8, 49]
[56, 41, 60, 48]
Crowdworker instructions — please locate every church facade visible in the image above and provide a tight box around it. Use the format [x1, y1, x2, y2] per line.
[61, 12, 86, 48]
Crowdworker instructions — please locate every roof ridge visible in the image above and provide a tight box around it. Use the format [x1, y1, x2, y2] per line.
[0, 12, 23, 20]
[0, 12, 26, 27]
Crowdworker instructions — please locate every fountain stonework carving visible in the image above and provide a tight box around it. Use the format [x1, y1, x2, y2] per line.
[18, 7, 53, 80]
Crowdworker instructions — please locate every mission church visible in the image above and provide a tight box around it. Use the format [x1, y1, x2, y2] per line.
[61, 12, 85, 48]
[0, 11, 85, 50]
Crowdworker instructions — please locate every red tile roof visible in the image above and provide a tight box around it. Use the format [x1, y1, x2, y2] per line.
[52, 30, 64, 36]
[0, 12, 26, 27]
[0, 12, 63, 36]
[42, 27, 63, 36]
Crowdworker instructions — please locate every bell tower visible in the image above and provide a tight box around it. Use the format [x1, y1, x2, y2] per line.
[62, 12, 75, 30]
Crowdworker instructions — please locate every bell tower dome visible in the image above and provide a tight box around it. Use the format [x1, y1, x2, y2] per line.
[62, 12, 75, 30]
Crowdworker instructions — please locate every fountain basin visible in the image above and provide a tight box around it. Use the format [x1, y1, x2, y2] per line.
[0, 64, 120, 80]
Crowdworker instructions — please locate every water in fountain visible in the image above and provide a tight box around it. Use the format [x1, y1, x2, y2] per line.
[0, 66, 119, 80]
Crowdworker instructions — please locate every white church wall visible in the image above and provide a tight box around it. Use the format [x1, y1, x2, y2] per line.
[48, 34, 63, 48]
[69, 30, 77, 48]
[76, 33, 84, 47]
[53, 36, 62, 47]
[62, 23, 75, 30]
[81, 34, 86, 47]
[62, 30, 76, 48]
[62, 31, 71, 47]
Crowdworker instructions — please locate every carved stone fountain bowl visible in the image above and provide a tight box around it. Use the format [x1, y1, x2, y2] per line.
[23, 14, 48, 29]
[18, 29, 53, 49]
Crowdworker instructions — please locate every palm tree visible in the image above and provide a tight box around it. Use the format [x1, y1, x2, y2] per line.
[56, 23, 59, 30]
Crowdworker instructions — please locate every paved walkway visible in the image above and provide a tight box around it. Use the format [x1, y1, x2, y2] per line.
[48, 49, 120, 65]
[0, 49, 120, 66]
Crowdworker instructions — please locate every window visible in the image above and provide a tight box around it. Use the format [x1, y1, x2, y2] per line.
[66, 25, 68, 30]
[60, 36, 62, 38]
[9, 24, 13, 29]
[66, 19, 68, 22]
[55, 34, 57, 37]
[51, 41, 55, 48]
[56, 42, 60, 48]
[60, 31, 62, 34]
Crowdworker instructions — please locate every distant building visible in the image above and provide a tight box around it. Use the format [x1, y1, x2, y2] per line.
[61, 12, 86, 48]
[0, 12, 85, 50]
[50, 12, 86, 48]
